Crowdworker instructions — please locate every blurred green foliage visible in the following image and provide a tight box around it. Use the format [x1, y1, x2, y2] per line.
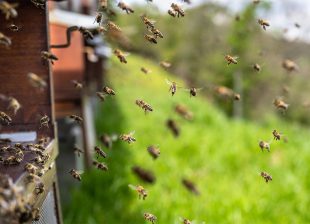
[65, 55, 310, 224]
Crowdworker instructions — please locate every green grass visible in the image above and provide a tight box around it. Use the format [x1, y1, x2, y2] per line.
[65, 55, 310, 224]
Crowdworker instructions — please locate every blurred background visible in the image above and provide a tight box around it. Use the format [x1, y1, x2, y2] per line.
[48, 0, 310, 223]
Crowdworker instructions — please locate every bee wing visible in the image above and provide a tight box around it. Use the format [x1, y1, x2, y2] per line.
[182, 88, 191, 92]
[0, 94, 9, 101]
[196, 87, 204, 91]
[110, 134, 119, 141]
[76, 170, 84, 175]
[123, 52, 131, 57]
[233, 56, 239, 60]
[129, 130, 135, 136]
[128, 184, 137, 190]
[165, 79, 173, 85]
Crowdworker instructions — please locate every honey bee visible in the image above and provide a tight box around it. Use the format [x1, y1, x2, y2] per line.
[144, 212, 157, 223]
[294, 23, 301, 28]
[102, 86, 116, 95]
[259, 140, 270, 152]
[107, 21, 122, 32]
[273, 98, 289, 111]
[69, 169, 82, 181]
[167, 119, 180, 137]
[150, 27, 163, 38]
[6, 97, 21, 115]
[41, 51, 58, 65]
[129, 184, 148, 200]
[234, 93, 241, 101]
[175, 104, 193, 120]
[72, 80, 83, 89]
[117, 1, 134, 14]
[141, 67, 152, 74]
[96, 92, 106, 101]
[32, 208, 41, 221]
[225, 55, 238, 65]
[260, 171, 272, 183]
[93, 160, 108, 171]
[69, 115, 83, 124]
[180, 218, 192, 224]
[0, 111, 12, 125]
[272, 130, 282, 141]
[30, 0, 45, 9]
[114, 49, 128, 64]
[182, 178, 200, 195]
[144, 34, 157, 44]
[282, 59, 299, 72]
[27, 73, 47, 89]
[73, 146, 83, 157]
[8, 24, 20, 32]
[100, 133, 118, 149]
[136, 99, 153, 114]
[258, 19, 270, 30]
[35, 182, 45, 195]
[141, 15, 155, 29]
[170, 3, 185, 17]
[0, 1, 18, 20]
[120, 131, 136, 144]
[99, 0, 108, 9]
[78, 26, 94, 40]
[182, 0, 191, 4]
[94, 146, 107, 159]
[168, 9, 177, 17]
[94, 12, 103, 25]
[186, 87, 203, 97]
[24, 163, 38, 174]
[132, 166, 155, 183]
[147, 145, 160, 159]
[160, 61, 171, 69]
[166, 79, 180, 96]
[0, 32, 11, 48]
[253, 63, 261, 72]
[39, 115, 50, 128]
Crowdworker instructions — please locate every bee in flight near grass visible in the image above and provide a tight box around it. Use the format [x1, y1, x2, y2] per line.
[225, 55, 238, 65]
[117, 1, 134, 14]
[132, 166, 156, 183]
[120, 131, 136, 144]
[273, 97, 289, 111]
[69, 169, 83, 181]
[169, 3, 185, 17]
[261, 171, 272, 183]
[259, 140, 270, 152]
[93, 160, 108, 171]
[102, 86, 116, 96]
[258, 19, 270, 30]
[136, 99, 153, 114]
[144, 34, 157, 44]
[41, 51, 58, 65]
[114, 49, 128, 64]
[144, 212, 157, 224]
[128, 184, 148, 200]
[282, 59, 299, 72]
[106, 21, 122, 32]
[141, 67, 152, 74]
[69, 115, 83, 124]
[167, 119, 180, 137]
[184, 87, 203, 97]
[141, 14, 156, 29]
[272, 130, 282, 141]
[94, 146, 107, 159]
[147, 145, 160, 159]
[73, 146, 83, 157]
[175, 104, 193, 120]
[166, 79, 180, 96]
[253, 63, 261, 72]
[72, 80, 83, 90]
[182, 178, 200, 195]
[179, 217, 192, 224]
[160, 61, 171, 69]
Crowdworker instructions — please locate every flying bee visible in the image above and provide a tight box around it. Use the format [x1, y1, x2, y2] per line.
[120, 131, 136, 144]
[0, 32, 11, 48]
[180, 218, 192, 224]
[282, 59, 299, 72]
[273, 98, 289, 111]
[69, 169, 82, 181]
[114, 49, 128, 64]
[0, 111, 12, 125]
[93, 160, 108, 171]
[106, 21, 122, 32]
[184, 87, 203, 97]
[99, 0, 108, 9]
[117, 1, 134, 14]
[234, 93, 241, 101]
[144, 212, 157, 224]
[259, 140, 270, 152]
[69, 115, 83, 124]
[39, 115, 49, 128]
[294, 23, 301, 28]
[170, 3, 185, 17]
[182, 178, 200, 195]
[94, 146, 107, 159]
[253, 63, 261, 72]
[166, 79, 180, 96]
[168, 9, 177, 17]
[136, 99, 153, 114]
[73, 146, 83, 157]
[141, 67, 152, 74]
[94, 12, 103, 25]
[78, 26, 94, 40]
[147, 145, 160, 159]
[96, 92, 106, 101]
[175, 104, 193, 120]
[225, 55, 238, 65]
[214, 86, 233, 98]
[41, 51, 58, 65]
[24, 163, 38, 174]
[144, 34, 157, 44]
[7, 97, 21, 115]
[35, 182, 45, 195]
[272, 130, 282, 141]
[128, 184, 148, 200]
[100, 133, 118, 149]
[27, 73, 47, 89]
[167, 119, 180, 137]
[141, 14, 155, 29]
[132, 166, 155, 183]
[0, 1, 18, 20]
[150, 27, 163, 38]
[160, 61, 171, 69]
[102, 86, 116, 95]
[260, 171, 272, 183]
[8, 24, 20, 32]
[72, 80, 83, 90]
[258, 19, 270, 30]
